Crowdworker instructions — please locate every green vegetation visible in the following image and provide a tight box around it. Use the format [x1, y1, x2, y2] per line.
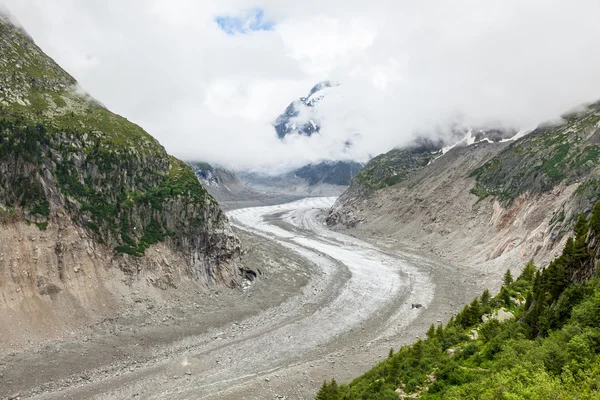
[29, 199, 50, 217]
[353, 147, 437, 190]
[315, 203, 600, 399]
[34, 221, 48, 230]
[0, 17, 220, 252]
[471, 102, 600, 207]
[469, 182, 490, 200]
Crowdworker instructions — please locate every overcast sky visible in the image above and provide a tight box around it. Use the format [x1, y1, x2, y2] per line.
[3, 0, 600, 171]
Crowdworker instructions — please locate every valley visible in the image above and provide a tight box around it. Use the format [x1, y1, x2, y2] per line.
[0, 197, 481, 399]
[2, 3, 600, 399]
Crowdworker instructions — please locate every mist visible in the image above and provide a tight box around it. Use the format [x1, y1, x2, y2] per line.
[3, 0, 600, 172]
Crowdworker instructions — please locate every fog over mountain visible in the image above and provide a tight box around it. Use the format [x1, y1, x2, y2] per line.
[4, 0, 600, 172]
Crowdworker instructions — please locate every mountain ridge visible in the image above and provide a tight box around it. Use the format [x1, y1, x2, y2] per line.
[0, 13, 241, 346]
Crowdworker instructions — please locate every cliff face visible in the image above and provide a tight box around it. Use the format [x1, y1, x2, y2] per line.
[0, 12, 240, 343]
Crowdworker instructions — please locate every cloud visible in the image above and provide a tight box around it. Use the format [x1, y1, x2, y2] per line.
[2, 0, 600, 172]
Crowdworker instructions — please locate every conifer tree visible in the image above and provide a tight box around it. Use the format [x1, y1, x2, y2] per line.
[481, 289, 491, 305]
[519, 259, 536, 282]
[590, 201, 600, 233]
[315, 379, 340, 400]
[503, 269, 513, 286]
[315, 381, 329, 400]
[426, 323, 436, 339]
[435, 323, 444, 338]
[574, 213, 588, 238]
[500, 287, 512, 307]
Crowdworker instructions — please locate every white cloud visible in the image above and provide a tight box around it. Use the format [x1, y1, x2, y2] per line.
[2, 0, 600, 171]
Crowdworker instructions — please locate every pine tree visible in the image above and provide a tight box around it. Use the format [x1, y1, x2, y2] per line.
[481, 289, 491, 305]
[315, 381, 329, 400]
[574, 213, 588, 238]
[457, 304, 470, 328]
[469, 297, 482, 325]
[426, 323, 436, 339]
[413, 339, 423, 360]
[519, 259, 536, 282]
[329, 378, 339, 397]
[315, 379, 340, 400]
[500, 287, 512, 307]
[435, 323, 444, 338]
[525, 291, 533, 310]
[561, 237, 575, 263]
[388, 347, 394, 358]
[532, 270, 542, 294]
[503, 269, 513, 287]
[590, 201, 600, 233]
[546, 260, 569, 301]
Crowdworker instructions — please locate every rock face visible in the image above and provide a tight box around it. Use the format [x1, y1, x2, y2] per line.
[0, 11, 241, 341]
[328, 104, 600, 276]
[273, 81, 334, 139]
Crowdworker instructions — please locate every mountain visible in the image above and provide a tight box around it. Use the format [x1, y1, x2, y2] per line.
[239, 160, 363, 197]
[274, 81, 334, 139]
[318, 106, 600, 399]
[0, 13, 240, 342]
[328, 101, 600, 275]
[188, 161, 307, 208]
[348, 138, 444, 192]
[294, 160, 363, 186]
[190, 161, 240, 193]
[332, 128, 516, 199]
[262, 81, 365, 195]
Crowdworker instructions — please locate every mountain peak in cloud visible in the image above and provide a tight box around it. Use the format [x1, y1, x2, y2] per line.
[274, 80, 338, 139]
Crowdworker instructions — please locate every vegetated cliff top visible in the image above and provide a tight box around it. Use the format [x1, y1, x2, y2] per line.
[472, 101, 600, 207]
[352, 143, 441, 191]
[0, 13, 238, 281]
[0, 13, 165, 156]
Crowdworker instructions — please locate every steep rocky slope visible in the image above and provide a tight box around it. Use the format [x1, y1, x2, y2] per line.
[328, 104, 600, 277]
[0, 13, 240, 347]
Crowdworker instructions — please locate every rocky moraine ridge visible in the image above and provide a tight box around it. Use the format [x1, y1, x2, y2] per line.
[0, 13, 240, 344]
